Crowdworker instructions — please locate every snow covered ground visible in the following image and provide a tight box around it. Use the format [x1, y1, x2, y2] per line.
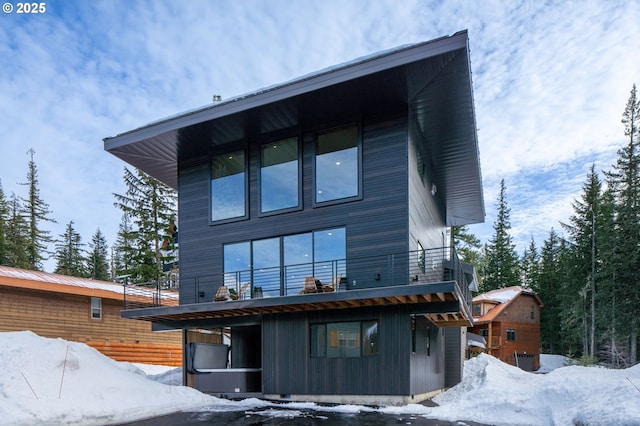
[1, 331, 639, 425]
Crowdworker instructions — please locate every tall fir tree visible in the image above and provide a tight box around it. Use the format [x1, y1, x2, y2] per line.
[452, 225, 484, 291]
[54, 221, 86, 277]
[606, 84, 640, 363]
[87, 228, 110, 281]
[534, 230, 564, 354]
[18, 149, 55, 270]
[520, 237, 539, 291]
[0, 181, 8, 266]
[562, 164, 602, 358]
[112, 212, 136, 280]
[596, 186, 625, 366]
[482, 179, 520, 292]
[113, 168, 177, 284]
[5, 193, 30, 268]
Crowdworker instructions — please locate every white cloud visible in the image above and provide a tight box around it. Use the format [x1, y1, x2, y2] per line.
[0, 0, 638, 270]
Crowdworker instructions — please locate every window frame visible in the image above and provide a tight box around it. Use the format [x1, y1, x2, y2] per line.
[506, 328, 516, 341]
[312, 122, 363, 207]
[223, 227, 346, 297]
[209, 146, 249, 225]
[258, 133, 303, 217]
[90, 297, 102, 320]
[310, 320, 378, 358]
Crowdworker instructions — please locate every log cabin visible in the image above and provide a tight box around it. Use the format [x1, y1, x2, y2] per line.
[468, 286, 544, 371]
[0, 265, 182, 366]
[105, 30, 485, 405]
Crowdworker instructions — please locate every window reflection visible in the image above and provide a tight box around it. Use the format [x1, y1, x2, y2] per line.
[223, 242, 250, 287]
[316, 126, 359, 203]
[223, 228, 346, 297]
[211, 151, 246, 221]
[261, 138, 299, 213]
[284, 233, 312, 292]
[313, 228, 346, 284]
[252, 238, 281, 297]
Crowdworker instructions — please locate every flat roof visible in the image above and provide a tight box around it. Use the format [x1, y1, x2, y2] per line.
[104, 30, 484, 226]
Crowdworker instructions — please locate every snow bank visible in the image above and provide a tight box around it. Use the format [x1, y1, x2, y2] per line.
[0, 331, 220, 425]
[430, 353, 640, 425]
[1, 331, 639, 425]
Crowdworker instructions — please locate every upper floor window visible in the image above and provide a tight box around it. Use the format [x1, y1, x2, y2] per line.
[506, 328, 516, 341]
[315, 125, 360, 204]
[260, 137, 300, 213]
[211, 150, 246, 222]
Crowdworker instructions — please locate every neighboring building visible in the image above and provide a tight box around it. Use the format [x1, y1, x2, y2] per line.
[468, 286, 544, 371]
[105, 31, 484, 405]
[0, 265, 182, 366]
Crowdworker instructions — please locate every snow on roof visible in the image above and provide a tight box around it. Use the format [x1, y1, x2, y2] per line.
[473, 286, 523, 304]
[0, 265, 125, 295]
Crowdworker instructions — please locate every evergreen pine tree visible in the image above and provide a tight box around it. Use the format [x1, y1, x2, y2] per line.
[18, 149, 55, 270]
[520, 237, 539, 291]
[535, 229, 578, 354]
[606, 84, 640, 363]
[54, 221, 86, 277]
[112, 212, 137, 280]
[113, 168, 177, 284]
[562, 164, 601, 358]
[0, 181, 8, 266]
[482, 179, 520, 292]
[87, 228, 110, 281]
[5, 193, 30, 269]
[453, 225, 482, 262]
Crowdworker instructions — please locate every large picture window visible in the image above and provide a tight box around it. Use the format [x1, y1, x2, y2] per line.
[310, 320, 378, 358]
[223, 228, 346, 297]
[315, 125, 360, 203]
[211, 150, 246, 222]
[261, 137, 299, 213]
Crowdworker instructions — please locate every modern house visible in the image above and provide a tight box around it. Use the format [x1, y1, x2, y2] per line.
[0, 265, 182, 366]
[104, 30, 484, 405]
[468, 286, 544, 371]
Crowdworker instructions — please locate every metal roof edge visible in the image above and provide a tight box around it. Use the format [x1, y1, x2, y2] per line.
[104, 31, 470, 151]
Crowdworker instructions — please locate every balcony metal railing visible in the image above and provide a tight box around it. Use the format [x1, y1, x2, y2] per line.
[123, 246, 472, 313]
[122, 281, 180, 310]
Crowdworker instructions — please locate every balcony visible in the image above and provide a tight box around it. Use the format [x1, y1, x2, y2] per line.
[122, 247, 474, 328]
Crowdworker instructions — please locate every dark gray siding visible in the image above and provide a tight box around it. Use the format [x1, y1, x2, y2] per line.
[262, 306, 411, 396]
[407, 115, 447, 253]
[409, 316, 445, 395]
[444, 327, 464, 387]
[177, 115, 410, 302]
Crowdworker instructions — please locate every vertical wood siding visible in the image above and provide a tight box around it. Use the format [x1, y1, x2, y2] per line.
[407, 120, 447, 254]
[262, 306, 412, 396]
[409, 315, 445, 394]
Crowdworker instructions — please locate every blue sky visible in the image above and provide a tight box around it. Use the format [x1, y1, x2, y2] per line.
[1, 0, 638, 272]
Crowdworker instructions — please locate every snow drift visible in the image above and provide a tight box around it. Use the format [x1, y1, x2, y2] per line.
[1, 331, 639, 425]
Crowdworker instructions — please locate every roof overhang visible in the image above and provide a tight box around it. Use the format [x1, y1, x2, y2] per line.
[104, 30, 484, 226]
[122, 282, 473, 330]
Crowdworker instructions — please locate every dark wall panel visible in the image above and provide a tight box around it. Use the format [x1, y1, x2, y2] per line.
[177, 115, 410, 301]
[407, 117, 447, 255]
[263, 306, 412, 396]
[409, 316, 445, 394]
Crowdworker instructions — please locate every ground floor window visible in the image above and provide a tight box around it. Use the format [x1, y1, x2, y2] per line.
[90, 297, 102, 319]
[310, 320, 378, 358]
